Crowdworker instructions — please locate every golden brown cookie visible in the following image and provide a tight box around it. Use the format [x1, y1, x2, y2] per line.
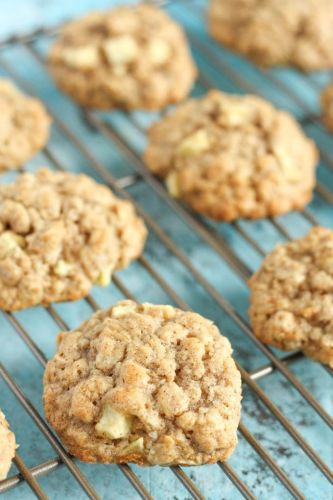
[208, 0, 333, 71]
[249, 227, 333, 367]
[0, 410, 16, 480]
[0, 79, 50, 172]
[47, 4, 197, 110]
[321, 81, 333, 132]
[144, 90, 318, 221]
[0, 169, 146, 311]
[43, 300, 242, 465]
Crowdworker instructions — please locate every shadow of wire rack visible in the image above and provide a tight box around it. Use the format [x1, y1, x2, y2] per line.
[0, 0, 332, 499]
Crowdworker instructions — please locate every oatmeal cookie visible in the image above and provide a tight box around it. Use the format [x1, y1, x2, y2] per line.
[144, 90, 318, 221]
[208, 0, 333, 71]
[249, 227, 333, 367]
[0, 169, 146, 311]
[0, 410, 16, 480]
[0, 79, 50, 172]
[43, 300, 242, 465]
[321, 81, 333, 132]
[47, 4, 197, 110]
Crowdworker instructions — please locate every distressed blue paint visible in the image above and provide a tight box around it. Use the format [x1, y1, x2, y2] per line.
[0, 1, 332, 499]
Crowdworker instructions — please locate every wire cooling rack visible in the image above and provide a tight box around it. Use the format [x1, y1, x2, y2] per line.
[0, 1, 332, 499]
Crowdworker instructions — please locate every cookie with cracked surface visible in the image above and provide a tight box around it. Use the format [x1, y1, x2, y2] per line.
[0, 79, 50, 172]
[47, 4, 197, 110]
[144, 90, 318, 221]
[321, 81, 333, 132]
[43, 300, 242, 465]
[249, 227, 333, 367]
[208, 0, 333, 71]
[0, 169, 146, 311]
[0, 410, 16, 480]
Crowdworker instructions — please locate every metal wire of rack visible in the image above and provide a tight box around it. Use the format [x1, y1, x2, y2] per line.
[0, 1, 332, 499]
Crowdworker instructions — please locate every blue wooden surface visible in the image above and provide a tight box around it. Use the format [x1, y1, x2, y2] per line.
[0, 1, 333, 499]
